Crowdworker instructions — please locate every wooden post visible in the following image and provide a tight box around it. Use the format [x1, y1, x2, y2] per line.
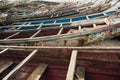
[3, 49, 38, 80]
[66, 50, 78, 80]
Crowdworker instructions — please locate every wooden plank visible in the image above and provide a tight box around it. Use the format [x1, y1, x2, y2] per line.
[0, 61, 13, 74]
[3, 49, 38, 80]
[0, 48, 9, 55]
[66, 50, 78, 80]
[27, 64, 48, 80]
[57, 28, 63, 35]
[75, 67, 85, 80]
[4, 32, 20, 40]
[30, 30, 41, 38]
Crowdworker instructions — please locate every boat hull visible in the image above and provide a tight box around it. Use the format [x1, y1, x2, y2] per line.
[1, 23, 120, 46]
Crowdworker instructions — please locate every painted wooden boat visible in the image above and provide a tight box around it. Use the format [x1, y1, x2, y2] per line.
[0, 10, 117, 31]
[5, 1, 59, 21]
[30, 0, 119, 19]
[0, 13, 120, 46]
[17, 0, 118, 21]
[1, 0, 118, 26]
[0, 46, 120, 80]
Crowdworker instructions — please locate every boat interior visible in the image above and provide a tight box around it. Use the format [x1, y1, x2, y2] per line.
[0, 1, 120, 80]
[0, 19, 108, 40]
[0, 46, 120, 80]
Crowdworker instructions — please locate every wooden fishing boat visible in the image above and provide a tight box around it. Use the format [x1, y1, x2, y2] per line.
[0, 46, 120, 80]
[1, 0, 118, 26]
[17, 0, 118, 21]
[0, 13, 120, 46]
[0, 10, 117, 31]
[5, 1, 59, 21]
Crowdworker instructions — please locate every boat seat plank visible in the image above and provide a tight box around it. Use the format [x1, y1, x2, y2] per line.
[75, 67, 85, 80]
[27, 63, 48, 80]
[66, 50, 78, 80]
[0, 61, 13, 74]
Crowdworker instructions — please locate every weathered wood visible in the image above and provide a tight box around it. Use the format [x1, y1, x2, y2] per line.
[4, 32, 20, 40]
[57, 28, 63, 35]
[2, 45, 120, 50]
[0, 61, 13, 74]
[30, 30, 41, 38]
[75, 67, 85, 80]
[0, 48, 9, 55]
[3, 49, 38, 80]
[66, 50, 78, 80]
[27, 63, 48, 80]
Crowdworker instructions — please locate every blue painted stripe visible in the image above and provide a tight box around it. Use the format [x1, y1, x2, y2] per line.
[88, 13, 104, 19]
[19, 26, 38, 30]
[105, 11, 116, 15]
[13, 10, 117, 25]
[43, 20, 55, 24]
[56, 19, 70, 23]
[31, 21, 42, 24]
[0, 27, 9, 30]
[72, 16, 87, 21]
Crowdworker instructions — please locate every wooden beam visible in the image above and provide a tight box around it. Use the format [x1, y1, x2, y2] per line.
[3, 49, 38, 80]
[27, 63, 48, 80]
[75, 67, 85, 80]
[57, 28, 63, 35]
[0, 61, 13, 74]
[30, 30, 41, 38]
[66, 50, 78, 80]
[37, 25, 42, 29]
[4, 32, 20, 40]
[0, 48, 9, 55]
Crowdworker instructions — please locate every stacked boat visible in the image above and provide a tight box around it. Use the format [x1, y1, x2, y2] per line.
[0, 0, 120, 80]
[0, 10, 120, 46]
[0, 0, 118, 25]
